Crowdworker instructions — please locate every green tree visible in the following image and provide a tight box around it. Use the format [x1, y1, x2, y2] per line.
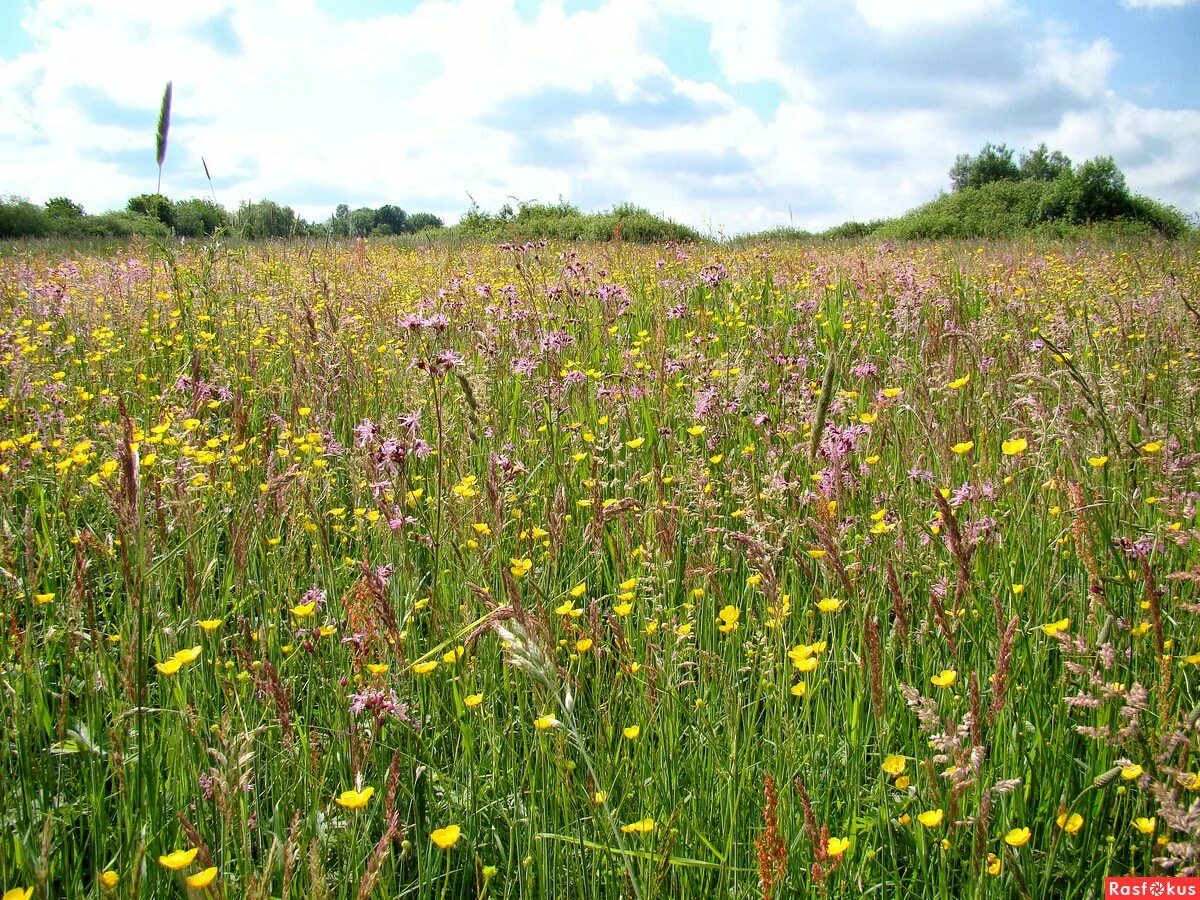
[407, 212, 443, 232]
[1074, 156, 1133, 222]
[45, 197, 85, 220]
[127, 193, 176, 229]
[235, 200, 297, 238]
[1019, 144, 1073, 182]
[349, 207, 377, 237]
[949, 143, 1021, 191]
[173, 198, 229, 237]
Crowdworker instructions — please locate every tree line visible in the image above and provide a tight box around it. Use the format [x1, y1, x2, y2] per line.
[0, 194, 445, 240]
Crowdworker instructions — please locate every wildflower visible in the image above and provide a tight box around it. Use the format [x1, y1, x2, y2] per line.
[335, 787, 374, 810]
[198, 618, 222, 632]
[1004, 827, 1031, 847]
[411, 661, 438, 675]
[155, 658, 183, 676]
[430, 825, 462, 850]
[816, 597, 843, 613]
[1002, 437, 1028, 456]
[614, 601, 633, 616]
[1057, 812, 1083, 834]
[620, 818, 655, 834]
[806, 548, 827, 559]
[158, 848, 199, 870]
[1088, 456, 1108, 467]
[575, 638, 593, 653]
[951, 441, 974, 455]
[99, 871, 119, 889]
[931, 669, 957, 688]
[1132, 817, 1156, 835]
[34, 592, 55, 604]
[290, 601, 317, 618]
[174, 646, 202, 665]
[471, 522, 492, 536]
[987, 854, 1002, 876]
[464, 693, 483, 709]
[1041, 618, 1069, 637]
[623, 725, 641, 740]
[626, 437, 645, 449]
[620, 577, 637, 591]
[593, 790, 608, 804]
[686, 425, 705, 436]
[895, 776, 911, 790]
[917, 809, 944, 828]
[3, 890, 33, 900]
[882, 755, 906, 777]
[1011, 583, 1024, 595]
[717, 605, 740, 633]
[947, 375, 970, 389]
[509, 558, 533, 578]
[534, 714, 560, 731]
[569, 582, 587, 598]
[186, 868, 218, 889]
[827, 837, 850, 856]
[555, 601, 581, 617]
[1141, 441, 1162, 453]
[1121, 764, 1143, 781]
[790, 681, 807, 697]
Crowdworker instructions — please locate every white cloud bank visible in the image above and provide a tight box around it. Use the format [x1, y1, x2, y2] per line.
[0, 0, 1197, 234]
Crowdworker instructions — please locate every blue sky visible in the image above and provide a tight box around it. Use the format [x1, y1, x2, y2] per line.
[1, 0, 1197, 233]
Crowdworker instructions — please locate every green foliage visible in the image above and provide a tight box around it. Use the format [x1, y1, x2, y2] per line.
[234, 200, 300, 239]
[173, 198, 229, 237]
[1019, 143, 1072, 182]
[45, 197, 85, 220]
[949, 142, 1021, 191]
[450, 200, 699, 243]
[127, 193, 176, 230]
[0, 196, 50, 238]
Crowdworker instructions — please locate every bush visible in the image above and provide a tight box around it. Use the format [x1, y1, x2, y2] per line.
[0, 196, 51, 238]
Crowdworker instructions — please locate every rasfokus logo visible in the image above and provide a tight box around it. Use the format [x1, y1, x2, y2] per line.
[1106, 878, 1200, 897]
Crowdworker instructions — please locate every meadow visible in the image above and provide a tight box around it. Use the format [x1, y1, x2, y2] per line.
[1, 235, 1198, 898]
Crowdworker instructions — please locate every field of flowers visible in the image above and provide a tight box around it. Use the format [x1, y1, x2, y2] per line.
[1, 236, 1198, 898]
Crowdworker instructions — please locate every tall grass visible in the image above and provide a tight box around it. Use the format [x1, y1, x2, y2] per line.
[0, 237, 1197, 898]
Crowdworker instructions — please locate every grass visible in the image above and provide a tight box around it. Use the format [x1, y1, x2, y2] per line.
[0, 236, 1198, 898]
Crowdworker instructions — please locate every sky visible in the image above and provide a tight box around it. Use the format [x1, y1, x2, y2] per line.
[1, 0, 1198, 234]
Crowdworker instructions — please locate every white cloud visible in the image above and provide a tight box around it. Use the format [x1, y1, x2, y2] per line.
[0, 0, 1197, 233]
[1121, 0, 1199, 8]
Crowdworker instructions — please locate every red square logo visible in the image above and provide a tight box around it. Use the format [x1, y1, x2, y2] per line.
[1105, 878, 1200, 897]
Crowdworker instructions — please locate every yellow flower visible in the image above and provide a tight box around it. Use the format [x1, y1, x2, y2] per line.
[895, 776, 911, 790]
[198, 618, 222, 632]
[534, 714, 560, 731]
[790, 681, 807, 697]
[1141, 441, 1162, 453]
[1088, 455, 1108, 467]
[366, 663, 389, 675]
[593, 790, 608, 804]
[173, 645, 202, 665]
[1011, 583, 1025, 595]
[430, 825, 462, 850]
[155, 658, 183, 676]
[816, 597, 842, 613]
[464, 693, 484, 709]
[290, 601, 317, 618]
[806, 548, 827, 559]
[569, 582, 587, 598]
[623, 725, 641, 740]
[470, 522, 492, 536]
[987, 853, 1002, 876]
[1004, 827, 1031, 847]
[1041, 617, 1069, 637]
[412, 661, 438, 675]
[620, 577, 637, 591]
[1132, 817, 1156, 835]
[827, 837, 850, 856]
[1057, 812, 1083, 834]
[614, 601, 633, 616]
[1121, 764, 1144, 781]
[686, 425, 706, 437]
[3, 890, 33, 900]
[575, 638, 594, 653]
[951, 441, 974, 455]
[717, 605, 740, 633]
[186, 867, 218, 889]
[882, 755, 907, 776]
[158, 848, 198, 870]
[509, 558, 533, 578]
[335, 787, 374, 810]
[99, 871, 119, 889]
[34, 592, 55, 604]
[1002, 437, 1028, 456]
[626, 437, 645, 449]
[620, 818, 655, 834]
[917, 809, 944, 829]
[931, 669, 957, 688]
